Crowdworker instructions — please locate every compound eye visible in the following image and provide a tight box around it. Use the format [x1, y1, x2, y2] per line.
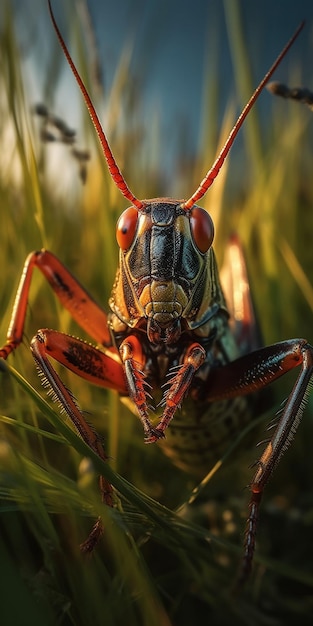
[116, 206, 139, 251]
[190, 206, 214, 253]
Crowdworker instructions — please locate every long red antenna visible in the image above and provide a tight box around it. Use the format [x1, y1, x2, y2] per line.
[181, 21, 304, 211]
[48, 0, 144, 210]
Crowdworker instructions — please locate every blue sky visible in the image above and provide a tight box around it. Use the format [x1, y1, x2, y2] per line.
[6, 0, 313, 190]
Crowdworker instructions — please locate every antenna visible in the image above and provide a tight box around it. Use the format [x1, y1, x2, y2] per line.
[181, 21, 304, 210]
[48, 0, 144, 210]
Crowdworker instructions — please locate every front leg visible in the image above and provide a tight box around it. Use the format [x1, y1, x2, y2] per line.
[196, 338, 313, 586]
[119, 335, 159, 440]
[150, 343, 206, 442]
[119, 335, 206, 443]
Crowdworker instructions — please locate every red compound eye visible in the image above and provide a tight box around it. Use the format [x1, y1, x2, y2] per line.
[116, 206, 139, 251]
[189, 206, 214, 253]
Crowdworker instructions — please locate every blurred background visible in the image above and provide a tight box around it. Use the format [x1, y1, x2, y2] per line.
[5, 0, 313, 186]
[1, 1, 313, 625]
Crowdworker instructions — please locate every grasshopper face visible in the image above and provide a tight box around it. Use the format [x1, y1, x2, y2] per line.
[111, 199, 215, 344]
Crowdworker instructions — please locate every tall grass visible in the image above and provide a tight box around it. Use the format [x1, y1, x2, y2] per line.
[1, 2, 313, 625]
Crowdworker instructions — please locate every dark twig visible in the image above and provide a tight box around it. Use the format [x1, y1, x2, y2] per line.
[267, 81, 313, 111]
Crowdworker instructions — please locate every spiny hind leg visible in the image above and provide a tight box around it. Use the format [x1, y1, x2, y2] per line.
[30, 329, 127, 550]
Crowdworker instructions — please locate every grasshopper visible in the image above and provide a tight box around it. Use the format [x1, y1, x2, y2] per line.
[0, 2, 310, 584]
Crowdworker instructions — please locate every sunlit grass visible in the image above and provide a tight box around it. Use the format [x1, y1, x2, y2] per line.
[1, 2, 313, 625]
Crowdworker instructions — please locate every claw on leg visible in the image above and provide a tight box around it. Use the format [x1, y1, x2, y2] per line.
[144, 428, 166, 445]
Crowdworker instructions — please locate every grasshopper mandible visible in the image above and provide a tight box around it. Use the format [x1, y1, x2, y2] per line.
[0, 1, 310, 585]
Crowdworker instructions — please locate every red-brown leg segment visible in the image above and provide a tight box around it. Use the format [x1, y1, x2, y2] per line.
[0, 249, 114, 361]
[33, 329, 127, 394]
[119, 335, 156, 439]
[147, 343, 206, 443]
[196, 338, 313, 586]
[119, 336, 206, 443]
[30, 329, 126, 550]
[0, 250, 127, 551]
[198, 339, 310, 402]
[240, 342, 313, 586]
[30, 333, 112, 459]
[0, 251, 129, 550]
